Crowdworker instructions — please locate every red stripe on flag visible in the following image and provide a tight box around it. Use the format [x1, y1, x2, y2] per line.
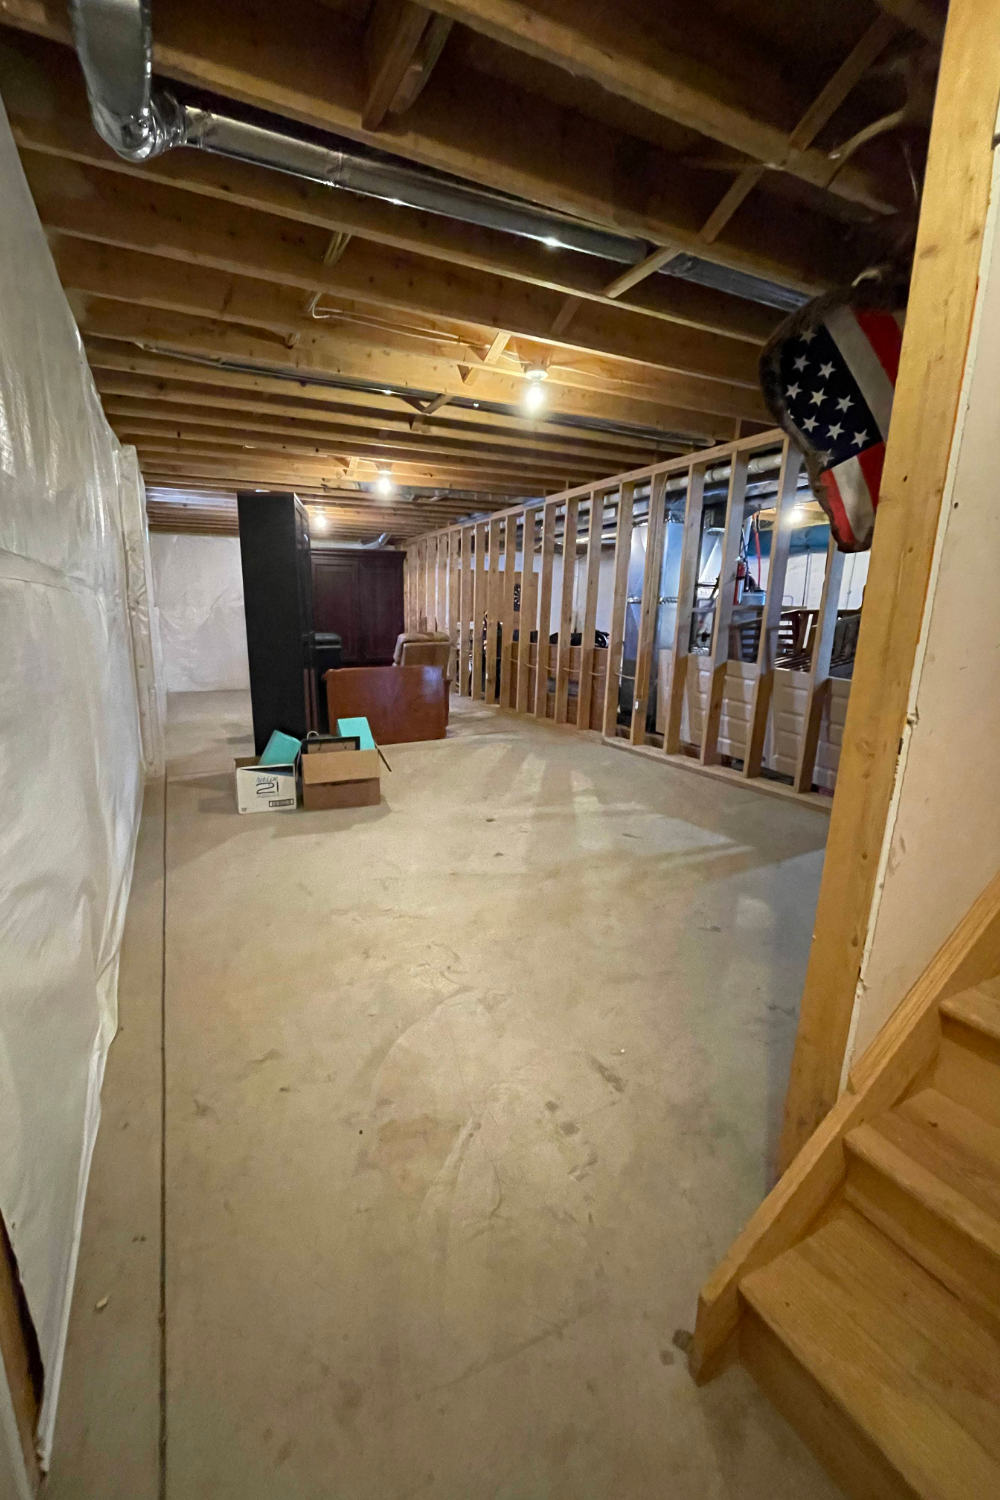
[819, 470, 859, 550]
[854, 311, 903, 384]
[856, 438, 886, 500]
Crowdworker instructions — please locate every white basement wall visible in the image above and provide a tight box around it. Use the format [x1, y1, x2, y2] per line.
[150, 533, 250, 692]
[843, 124, 1000, 1069]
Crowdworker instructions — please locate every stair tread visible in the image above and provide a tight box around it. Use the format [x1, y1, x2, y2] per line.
[846, 1119, 1000, 1256]
[880, 1090, 1000, 1223]
[742, 1210, 1000, 1497]
[941, 986, 1000, 1044]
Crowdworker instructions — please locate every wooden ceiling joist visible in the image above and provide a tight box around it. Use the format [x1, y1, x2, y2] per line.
[29, 156, 763, 389]
[0, 0, 881, 290]
[77, 302, 759, 431]
[418, 0, 899, 214]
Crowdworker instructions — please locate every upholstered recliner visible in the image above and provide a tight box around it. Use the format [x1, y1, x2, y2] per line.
[393, 630, 452, 678]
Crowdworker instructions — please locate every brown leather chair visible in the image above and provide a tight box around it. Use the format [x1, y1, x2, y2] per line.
[325, 665, 448, 745]
[393, 631, 451, 676]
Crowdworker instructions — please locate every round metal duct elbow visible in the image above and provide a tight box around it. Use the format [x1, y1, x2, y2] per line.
[70, 0, 188, 160]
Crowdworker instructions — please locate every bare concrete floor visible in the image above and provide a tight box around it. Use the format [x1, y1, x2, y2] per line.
[47, 691, 840, 1500]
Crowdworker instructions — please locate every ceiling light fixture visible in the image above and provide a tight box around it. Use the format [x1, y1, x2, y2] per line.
[523, 381, 546, 414]
[376, 470, 395, 495]
[311, 510, 329, 532]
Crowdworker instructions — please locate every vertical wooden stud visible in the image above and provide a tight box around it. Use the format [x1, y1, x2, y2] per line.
[554, 497, 580, 724]
[517, 509, 539, 715]
[664, 464, 708, 754]
[744, 441, 802, 778]
[501, 512, 519, 708]
[534, 501, 557, 717]
[448, 528, 460, 690]
[485, 515, 502, 703]
[630, 473, 668, 745]
[473, 520, 487, 700]
[460, 524, 474, 696]
[577, 489, 605, 731]
[603, 482, 635, 739]
[793, 538, 846, 793]
[701, 450, 749, 765]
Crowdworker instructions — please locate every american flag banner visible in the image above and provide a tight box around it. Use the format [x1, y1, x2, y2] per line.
[760, 273, 906, 551]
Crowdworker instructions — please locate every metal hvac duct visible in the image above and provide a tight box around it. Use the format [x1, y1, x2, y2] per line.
[68, 0, 806, 309]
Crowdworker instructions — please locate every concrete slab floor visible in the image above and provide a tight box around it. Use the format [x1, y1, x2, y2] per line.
[47, 691, 841, 1500]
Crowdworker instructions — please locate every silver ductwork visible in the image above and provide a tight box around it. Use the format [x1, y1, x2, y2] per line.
[68, 0, 806, 310]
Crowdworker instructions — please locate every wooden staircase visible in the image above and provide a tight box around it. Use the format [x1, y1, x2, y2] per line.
[690, 886, 1000, 1500]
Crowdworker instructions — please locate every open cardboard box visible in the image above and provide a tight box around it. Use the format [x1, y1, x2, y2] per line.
[301, 735, 381, 811]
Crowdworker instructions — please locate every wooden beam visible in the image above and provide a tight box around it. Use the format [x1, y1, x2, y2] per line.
[362, 1, 434, 132]
[77, 301, 739, 433]
[98, 388, 618, 475]
[472, 520, 487, 699]
[743, 442, 803, 779]
[699, 15, 901, 245]
[485, 516, 502, 703]
[576, 489, 605, 730]
[664, 464, 709, 755]
[602, 481, 635, 739]
[553, 497, 580, 724]
[500, 512, 519, 708]
[85, 351, 673, 463]
[534, 502, 557, 717]
[420, 0, 899, 215]
[779, 0, 1000, 1170]
[602, 247, 679, 300]
[516, 510, 539, 715]
[29, 162, 764, 389]
[459, 524, 474, 694]
[700, 451, 749, 765]
[875, 0, 946, 46]
[0, 0, 870, 292]
[629, 473, 668, 745]
[792, 541, 846, 793]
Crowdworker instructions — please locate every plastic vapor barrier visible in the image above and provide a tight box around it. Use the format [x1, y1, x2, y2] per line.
[149, 532, 251, 692]
[0, 96, 163, 1463]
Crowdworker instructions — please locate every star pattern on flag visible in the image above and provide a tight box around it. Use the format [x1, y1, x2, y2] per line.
[776, 324, 882, 472]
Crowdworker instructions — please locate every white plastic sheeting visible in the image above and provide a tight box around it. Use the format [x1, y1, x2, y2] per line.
[150, 532, 251, 692]
[0, 96, 162, 1464]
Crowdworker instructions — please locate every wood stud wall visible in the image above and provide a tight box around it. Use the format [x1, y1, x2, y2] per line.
[405, 427, 848, 800]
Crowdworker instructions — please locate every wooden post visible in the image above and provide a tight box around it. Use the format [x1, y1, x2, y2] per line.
[554, 497, 580, 724]
[664, 463, 708, 754]
[793, 538, 846, 793]
[485, 516, 502, 703]
[780, 0, 1000, 1168]
[603, 482, 634, 739]
[701, 450, 749, 765]
[577, 489, 606, 731]
[501, 512, 519, 708]
[743, 441, 802, 778]
[459, 526, 474, 695]
[448, 528, 460, 691]
[630, 473, 668, 745]
[534, 501, 557, 718]
[517, 509, 539, 715]
[472, 520, 487, 700]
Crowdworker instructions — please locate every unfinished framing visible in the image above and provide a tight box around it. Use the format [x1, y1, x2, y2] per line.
[405, 428, 857, 803]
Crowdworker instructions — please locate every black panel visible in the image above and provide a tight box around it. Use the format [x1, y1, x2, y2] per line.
[238, 491, 316, 755]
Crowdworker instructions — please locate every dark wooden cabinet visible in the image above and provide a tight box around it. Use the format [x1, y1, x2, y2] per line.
[311, 550, 404, 667]
[238, 491, 318, 755]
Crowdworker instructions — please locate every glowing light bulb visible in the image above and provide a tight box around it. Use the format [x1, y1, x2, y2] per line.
[311, 511, 329, 532]
[523, 381, 546, 414]
[376, 471, 395, 495]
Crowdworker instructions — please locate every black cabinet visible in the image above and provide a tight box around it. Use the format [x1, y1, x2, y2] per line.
[311, 550, 404, 667]
[237, 491, 318, 755]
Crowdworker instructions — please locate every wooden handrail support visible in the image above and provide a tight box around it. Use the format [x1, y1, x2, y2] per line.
[688, 863, 1000, 1383]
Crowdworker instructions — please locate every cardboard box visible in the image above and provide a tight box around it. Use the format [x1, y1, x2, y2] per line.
[302, 777, 381, 811]
[300, 742, 381, 812]
[234, 756, 298, 814]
